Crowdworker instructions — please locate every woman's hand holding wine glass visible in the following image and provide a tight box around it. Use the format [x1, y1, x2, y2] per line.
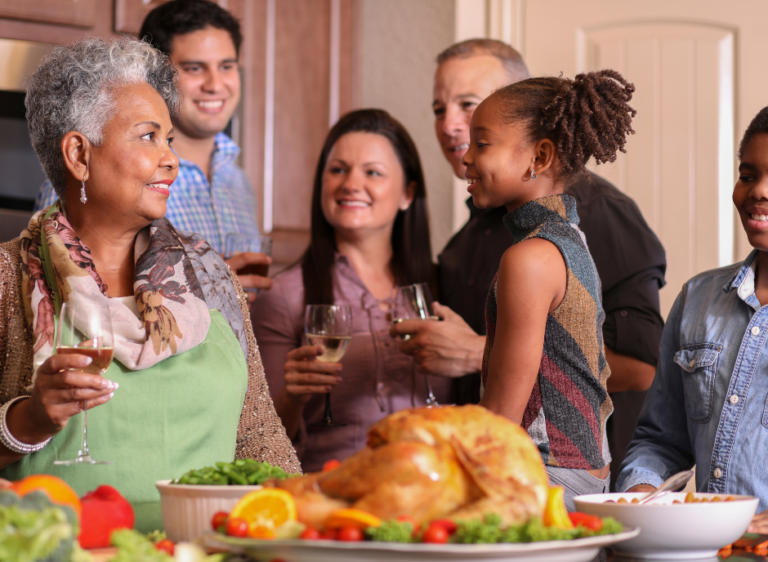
[53, 301, 115, 464]
[305, 305, 353, 427]
[5, 301, 117, 463]
[283, 345, 343, 404]
[7, 353, 116, 451]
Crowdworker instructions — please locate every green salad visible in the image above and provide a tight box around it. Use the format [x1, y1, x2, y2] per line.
[172, 459, 288, 486]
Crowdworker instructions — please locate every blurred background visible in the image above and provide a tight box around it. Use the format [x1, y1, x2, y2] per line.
[0, 0, 765, 317]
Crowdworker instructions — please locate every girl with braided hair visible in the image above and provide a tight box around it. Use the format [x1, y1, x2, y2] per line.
[463, 69, 636, 508]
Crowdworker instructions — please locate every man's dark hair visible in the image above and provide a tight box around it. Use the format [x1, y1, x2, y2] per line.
[139, 0, 242, 57]
[436, 38, 530, 81]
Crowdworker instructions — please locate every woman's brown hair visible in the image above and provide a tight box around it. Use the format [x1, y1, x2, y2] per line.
[301, 109, 435, 306]
[494, 69, 636, 183]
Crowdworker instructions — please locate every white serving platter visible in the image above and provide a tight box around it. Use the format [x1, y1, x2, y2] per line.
[204, 528, 639, 562]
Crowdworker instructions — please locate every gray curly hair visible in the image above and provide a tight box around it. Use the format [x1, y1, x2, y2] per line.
[25, 36, 179, 198]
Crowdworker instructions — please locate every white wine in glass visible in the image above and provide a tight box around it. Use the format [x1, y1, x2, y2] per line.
[305, 334, 352, 363]
[394, 283, 439, 406]
[54, 301, 114, 465]
[305, 304, 353, 427]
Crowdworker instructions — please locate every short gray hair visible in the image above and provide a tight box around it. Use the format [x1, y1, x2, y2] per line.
[25, 36, 179, 198]
[437, 38, 530, 82]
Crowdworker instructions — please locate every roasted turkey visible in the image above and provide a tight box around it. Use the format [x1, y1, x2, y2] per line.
[274, 405, 549, 528]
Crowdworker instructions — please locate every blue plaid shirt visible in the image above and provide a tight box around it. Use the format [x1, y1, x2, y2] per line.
[34, 133, 259, 254]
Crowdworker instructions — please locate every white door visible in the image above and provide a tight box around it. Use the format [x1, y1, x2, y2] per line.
[460, 0, 768, 317]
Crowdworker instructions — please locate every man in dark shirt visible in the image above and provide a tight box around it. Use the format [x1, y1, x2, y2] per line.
[391, 39, 666, 489]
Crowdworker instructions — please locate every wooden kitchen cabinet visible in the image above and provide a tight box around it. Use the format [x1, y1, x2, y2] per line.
[0, 0, 96, 28]
[114, 0, 241, 35]
[114, 0, 172, 35]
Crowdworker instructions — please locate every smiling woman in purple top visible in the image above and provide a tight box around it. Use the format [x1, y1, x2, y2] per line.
[252, 109, 452, 472]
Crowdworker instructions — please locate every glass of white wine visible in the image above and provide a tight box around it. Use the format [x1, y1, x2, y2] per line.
[394, 283, 439, 406]
[54, 301, 114, 465]
[305, 304, 352, 427]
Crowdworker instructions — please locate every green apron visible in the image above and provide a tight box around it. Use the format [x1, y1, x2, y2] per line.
[1, 219, 249, 532]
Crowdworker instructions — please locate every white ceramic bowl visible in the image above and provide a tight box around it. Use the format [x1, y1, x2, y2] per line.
[574, 492, 758, 560]
[156, 479, 262, 542]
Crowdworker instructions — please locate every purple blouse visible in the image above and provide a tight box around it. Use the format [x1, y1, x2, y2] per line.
[251, 254, 453, 472]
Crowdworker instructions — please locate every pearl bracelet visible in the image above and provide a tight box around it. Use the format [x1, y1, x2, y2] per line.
[0, 396, 51, 455]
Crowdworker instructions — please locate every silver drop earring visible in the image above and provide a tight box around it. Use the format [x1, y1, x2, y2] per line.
[80, 174, 87, 204]
[530, 169, 537, 180]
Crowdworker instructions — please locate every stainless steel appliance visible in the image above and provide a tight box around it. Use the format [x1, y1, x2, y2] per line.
[0, 38, 55, 242]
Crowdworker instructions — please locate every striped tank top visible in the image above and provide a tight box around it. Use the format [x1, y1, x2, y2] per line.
[481, 194, 613, 470]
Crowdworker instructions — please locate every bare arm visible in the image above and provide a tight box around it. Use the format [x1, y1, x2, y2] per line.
[480, 239, 566, 424]
[605, 347, 656, 392]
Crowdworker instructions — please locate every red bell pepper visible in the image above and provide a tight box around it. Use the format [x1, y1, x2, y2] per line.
[568, 512, 603, 531]
[78, 485, 135, 548]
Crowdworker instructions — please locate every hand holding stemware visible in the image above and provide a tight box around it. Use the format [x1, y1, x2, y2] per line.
[282, 345, 343, 403]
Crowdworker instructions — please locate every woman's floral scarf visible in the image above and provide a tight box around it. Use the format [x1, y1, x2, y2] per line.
[19, 204, 213, 377]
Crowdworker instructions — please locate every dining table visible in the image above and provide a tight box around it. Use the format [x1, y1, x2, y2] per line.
[593, 534, 768, 562]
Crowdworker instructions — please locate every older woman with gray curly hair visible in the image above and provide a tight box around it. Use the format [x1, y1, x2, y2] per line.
[0, 37, 300, 531]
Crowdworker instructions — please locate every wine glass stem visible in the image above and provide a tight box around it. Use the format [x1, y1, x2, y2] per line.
[81, 400, 90, 458]
[323, 392, 334, 424]
[423, 373, 437, 406]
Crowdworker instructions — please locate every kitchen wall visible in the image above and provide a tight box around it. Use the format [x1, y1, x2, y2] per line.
[356, 0, 456, 255]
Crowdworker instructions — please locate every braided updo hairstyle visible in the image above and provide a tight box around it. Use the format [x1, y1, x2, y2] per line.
[494, 69, 636, 183]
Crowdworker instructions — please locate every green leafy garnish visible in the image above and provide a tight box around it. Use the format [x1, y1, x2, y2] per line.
[365, 520, 414, 543]
[452, 514, 625, 544]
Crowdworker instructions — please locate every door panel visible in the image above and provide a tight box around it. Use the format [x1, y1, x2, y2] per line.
[579, 23, 734, 316]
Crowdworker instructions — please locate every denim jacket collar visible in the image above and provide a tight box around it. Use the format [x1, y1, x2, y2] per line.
[725, 250, 761, 311]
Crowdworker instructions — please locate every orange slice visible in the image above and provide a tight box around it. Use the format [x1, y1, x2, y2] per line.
[230, 489, 296, 528]
[324, 508, 382, 530]
[248, 522, 276, 539]
[12, 474, 82, 519]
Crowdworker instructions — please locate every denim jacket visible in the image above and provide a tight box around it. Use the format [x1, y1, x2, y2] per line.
[618, 250, 768, 510]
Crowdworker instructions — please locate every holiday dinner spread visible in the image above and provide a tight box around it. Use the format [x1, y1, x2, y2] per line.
[0, 405, 762, 561]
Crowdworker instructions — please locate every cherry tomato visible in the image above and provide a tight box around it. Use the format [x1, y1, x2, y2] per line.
[337, 525, 364, 542]
[396, 515, 416, 525]
[320, 527, 338, 540]
[430, 519, 458, 535]
[211, 511, 229, 532]
[226, 517, 249, 537]
[422, 523, 449, 544]
[322, 459, 342, 472]
[568, 512, 603, 531]
[300, 526, 321, 540]
[154, 539, 175, 555]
